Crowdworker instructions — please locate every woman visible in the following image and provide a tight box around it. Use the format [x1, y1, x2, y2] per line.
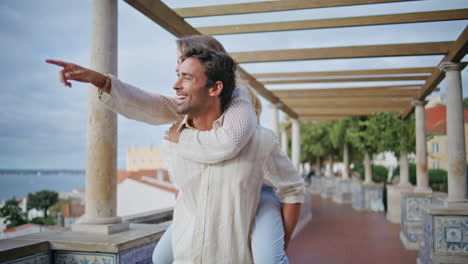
[46, 35, 290, 264]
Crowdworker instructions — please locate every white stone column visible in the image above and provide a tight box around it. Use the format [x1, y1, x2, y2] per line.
[398, 151, 412, 187]
[281, 129, 288, 155]
[413, 100, 432, 193]
[73, 0, 127, 234]
[439, 62, 468, 202]
[316, 157, 321, 176]
[364, 151, 373, 184]
[292, 118, 301, 170]
[326, 153, 334, 177]
[342, 143, 350, 180]
[270, 104, 280, 137]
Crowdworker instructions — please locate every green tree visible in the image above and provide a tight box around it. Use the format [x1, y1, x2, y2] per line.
[369, 112, 401, 154]
[301, 121, 334, 174]
[27, 190, 58, 217]
[0, 198, 27, 228]
[463, 98, 468, 109]
[397, 113, 416, 154]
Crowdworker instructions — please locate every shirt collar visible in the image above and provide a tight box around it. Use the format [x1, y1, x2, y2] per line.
[180, 113, 225, 131]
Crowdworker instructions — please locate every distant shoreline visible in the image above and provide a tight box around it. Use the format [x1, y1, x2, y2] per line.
[0, 171, 86, 201]
[0, 169, 85, 175]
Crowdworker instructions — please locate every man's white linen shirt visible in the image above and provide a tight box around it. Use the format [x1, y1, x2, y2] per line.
[98, 76, 305, 263]
[163, 115, 305, 264]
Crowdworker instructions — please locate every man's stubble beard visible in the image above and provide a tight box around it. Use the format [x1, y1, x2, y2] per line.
[176, 97, 203, 115]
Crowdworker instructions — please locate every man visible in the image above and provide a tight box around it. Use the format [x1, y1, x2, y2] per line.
[164, 47, 304, 263]
[47, 46, 304, 264]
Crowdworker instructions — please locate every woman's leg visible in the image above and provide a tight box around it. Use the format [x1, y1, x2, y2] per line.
[251, 186, 288, 264]
[152, 224, 174, 264]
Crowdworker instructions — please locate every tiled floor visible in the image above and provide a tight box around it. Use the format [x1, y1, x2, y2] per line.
[288, 195, 418, 264]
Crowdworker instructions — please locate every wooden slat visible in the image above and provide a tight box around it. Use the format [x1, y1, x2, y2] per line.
[273, 89, 420, 98]
[123, 0, 199, 37]
[300, 115, 345, 122]
[237, 68, 299, 118]
[261, 76, 427, 84]
[276, 84, 422, 91]
[231, 42, 452, 63]
[295, 106, 407, 115]
[401, 26, 468, 118]
[199, 9, 468, 35]
[282, 96, 414, 102]
[294, 101, 410, 108]
[281, 98, 412, 108]
[125, 0, 298, 119]
[252, 67, 435, 79]
[174, 0, 417, 18]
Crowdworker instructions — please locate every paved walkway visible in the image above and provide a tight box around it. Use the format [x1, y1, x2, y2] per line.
[288, 194, 418, 264]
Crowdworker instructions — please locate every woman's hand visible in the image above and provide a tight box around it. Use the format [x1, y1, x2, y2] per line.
[45, 59, 107, 88]
[164, 121, 184, 143]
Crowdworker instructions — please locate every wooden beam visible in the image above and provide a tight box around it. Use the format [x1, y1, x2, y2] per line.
[124, 0, 298, 118]
[123, 0, 198, 37]
[261, 76, 427, 84]
[273, 85, 422, 92]
[199, 9, 468, 35]
[282, 96, 414, 102]
[174, 0, 418, 18]
[237, 68, 299, 118]
[300, 116, 345, 122]
[282, 98, 413, 108]
[401, 26, 468, 118]
[295, 106, 407, 115]
[273, 88, 420, 98]
[230, 42, 452, 63]
[277, 84, 422, 91]
[252, 67, 435, 79]
[294, 101, 410, 108]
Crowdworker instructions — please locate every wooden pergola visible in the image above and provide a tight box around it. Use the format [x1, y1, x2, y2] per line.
[123, 0, 468, 122]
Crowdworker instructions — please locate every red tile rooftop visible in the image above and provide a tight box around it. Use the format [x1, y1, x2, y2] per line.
[288, 195, 418, 264]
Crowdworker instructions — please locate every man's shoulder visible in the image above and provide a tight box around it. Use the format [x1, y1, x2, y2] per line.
[253, 126, 279, 144]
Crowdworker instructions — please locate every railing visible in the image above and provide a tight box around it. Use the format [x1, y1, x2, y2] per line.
[122, 207, 173, 224]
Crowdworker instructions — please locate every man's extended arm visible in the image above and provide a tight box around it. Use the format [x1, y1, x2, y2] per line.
[282, 203, 301, 251]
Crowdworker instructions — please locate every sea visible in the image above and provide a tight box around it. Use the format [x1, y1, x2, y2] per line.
[0, 169, 86, 202]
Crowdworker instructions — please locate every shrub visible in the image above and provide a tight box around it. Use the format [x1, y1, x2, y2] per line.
[30, 216, 57, 226]
[392, 163, 448, 193]
[429, 168, 448, 193]
[372, 165, 388, 183]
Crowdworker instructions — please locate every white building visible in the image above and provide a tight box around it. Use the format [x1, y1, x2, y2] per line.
[117, 169, 176, 216]
[58, 189, 85, 204]
[18, 198, 44, 220]
[127, 147, 167, 171]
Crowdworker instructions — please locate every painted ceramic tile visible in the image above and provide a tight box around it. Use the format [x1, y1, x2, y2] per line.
[119, 242, 156, 264]
[434, 216, 468, 254]
[406, 197, 430, 222]
[4, 252, 50, 264]
[54, 251, 116, 264]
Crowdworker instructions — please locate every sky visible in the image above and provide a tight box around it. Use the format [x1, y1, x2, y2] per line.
[0, 0, 467, 170]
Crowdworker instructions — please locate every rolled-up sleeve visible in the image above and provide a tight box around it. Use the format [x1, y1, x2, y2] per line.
[263, 137, 305, 204]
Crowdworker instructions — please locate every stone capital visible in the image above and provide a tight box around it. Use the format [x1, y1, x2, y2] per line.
[411, 100, 426, 107]
[269, 102, 284, 109]
[438, 62, 467, 72]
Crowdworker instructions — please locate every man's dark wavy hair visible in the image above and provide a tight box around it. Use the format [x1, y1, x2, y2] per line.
[182, 46, 237, 112]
